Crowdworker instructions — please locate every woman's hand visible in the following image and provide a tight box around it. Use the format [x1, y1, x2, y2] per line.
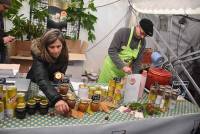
[122, 66, 132, 74]
[55, 100, 69, 115]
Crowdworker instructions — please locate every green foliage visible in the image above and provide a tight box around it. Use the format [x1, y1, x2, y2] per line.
[4, 0, 97, 42]
[66, 0, 97, 42]
[5, 0, 48, 40]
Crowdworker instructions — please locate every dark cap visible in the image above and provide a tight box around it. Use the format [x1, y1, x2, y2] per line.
[139, 18, 153, 36]
[0, 0, 11, 6]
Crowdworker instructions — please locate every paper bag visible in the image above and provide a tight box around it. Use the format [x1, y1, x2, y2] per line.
[124, 74, 142, 103]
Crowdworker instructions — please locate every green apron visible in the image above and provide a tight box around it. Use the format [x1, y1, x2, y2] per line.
[98, 27, 142, 83]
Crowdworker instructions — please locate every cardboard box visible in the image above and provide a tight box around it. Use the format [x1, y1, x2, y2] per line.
[7, 40, 88, 73]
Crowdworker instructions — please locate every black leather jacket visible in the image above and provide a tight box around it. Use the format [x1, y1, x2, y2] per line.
[27, 40, 68, 105]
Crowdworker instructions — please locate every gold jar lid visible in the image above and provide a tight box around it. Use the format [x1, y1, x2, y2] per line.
[16, 103, 26, 109]
[40, 99, 48, 106]
[95, 91, 101, 95]
[33, 96, 41, 101]
[27, 99, 36, 105]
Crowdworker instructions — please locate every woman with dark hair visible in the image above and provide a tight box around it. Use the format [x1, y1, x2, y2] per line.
[27, 29, 69, 115]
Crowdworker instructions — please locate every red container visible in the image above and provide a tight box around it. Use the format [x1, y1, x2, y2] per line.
[145, 67, 172, 89]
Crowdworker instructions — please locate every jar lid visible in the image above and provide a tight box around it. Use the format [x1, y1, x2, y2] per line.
[95, 91, 101, 95]
[17, 103, 26, 108]
[27, 99, 36, 105]
[40, 99, 48, 106]
[17, 92, 25, 97]
[33, 96, 41, 101]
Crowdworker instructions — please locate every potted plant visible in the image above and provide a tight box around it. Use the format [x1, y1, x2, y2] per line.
[65, 0, 97, 42]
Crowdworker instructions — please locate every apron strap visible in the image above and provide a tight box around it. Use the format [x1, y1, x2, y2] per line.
[127, 27, 134, 48]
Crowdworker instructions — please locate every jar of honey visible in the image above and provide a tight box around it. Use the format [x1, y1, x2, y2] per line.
[26, 99, 36, 115]
[39, 99, 49, 115]
[33, 96, 41, 110]
[91, 100, 100, 112]
[59, 83, 69, 95]
[66, 95, 76, 109]
[78, 100, 89, 112]
[15, 103, 26, 119]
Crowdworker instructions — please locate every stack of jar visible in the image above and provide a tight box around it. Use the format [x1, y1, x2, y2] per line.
[107, 78, 124, 105]
[148, 83, 179, 111]
[0, 85, 18, 120]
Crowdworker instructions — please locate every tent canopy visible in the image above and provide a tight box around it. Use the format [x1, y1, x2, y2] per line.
[131, 0, 200, 14]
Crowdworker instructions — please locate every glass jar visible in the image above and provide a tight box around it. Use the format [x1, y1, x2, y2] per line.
[33, 96, 41, 110]
[154, 88, 164, 107]
[160, 90, 171, 111]
[39, 99, 49, 115]
[91, 100, 100, 112]
[59, 83, 69, 95]
[169, 90, 179, 110]
[92, 91, 101, 101]
[15, 103, 26, 119]
[66, 96, 76, 109]
[26, 99, 36, 115]
[78, 100, 89, 112]
[17, 92, 25, 104]
[148, 86, 157, 103]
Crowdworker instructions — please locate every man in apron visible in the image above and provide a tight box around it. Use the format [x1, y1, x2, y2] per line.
[98, 18, 153, 83]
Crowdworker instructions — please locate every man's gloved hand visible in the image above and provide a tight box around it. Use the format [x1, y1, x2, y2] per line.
[122, 66, 132, 74]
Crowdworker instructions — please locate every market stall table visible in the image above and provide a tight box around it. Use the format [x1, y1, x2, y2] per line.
[0, 82, 200, 134]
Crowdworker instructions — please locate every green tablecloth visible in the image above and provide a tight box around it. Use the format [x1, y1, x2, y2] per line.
[1, 82, 200, 129]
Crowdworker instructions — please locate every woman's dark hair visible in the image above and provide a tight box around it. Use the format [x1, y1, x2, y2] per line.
[40, 29, 68, 63]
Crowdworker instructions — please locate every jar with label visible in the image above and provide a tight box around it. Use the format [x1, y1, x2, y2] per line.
[113, 82, 124, 104]
[169, 90, 179, 110]
[78, 100, 89, 112]
[59, 83, 69, 95]
[0, 101, 4, 120]
[92, 91, 101, 101]
[160, 90, 171, 111]
[15, 103, 26, 119]
[154, 88, 164, 107]
[17, 92, 25, 104]
[148, 86, 157, 103]
[39, 99, 49, 115]
[66, 95, 76, 109]
[33, 96, 41, 110]
[91, 100, 100, 112]
[26, 99, 36, 115]
[6, 86, 17, 118]
[107, 80, 116, 101]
